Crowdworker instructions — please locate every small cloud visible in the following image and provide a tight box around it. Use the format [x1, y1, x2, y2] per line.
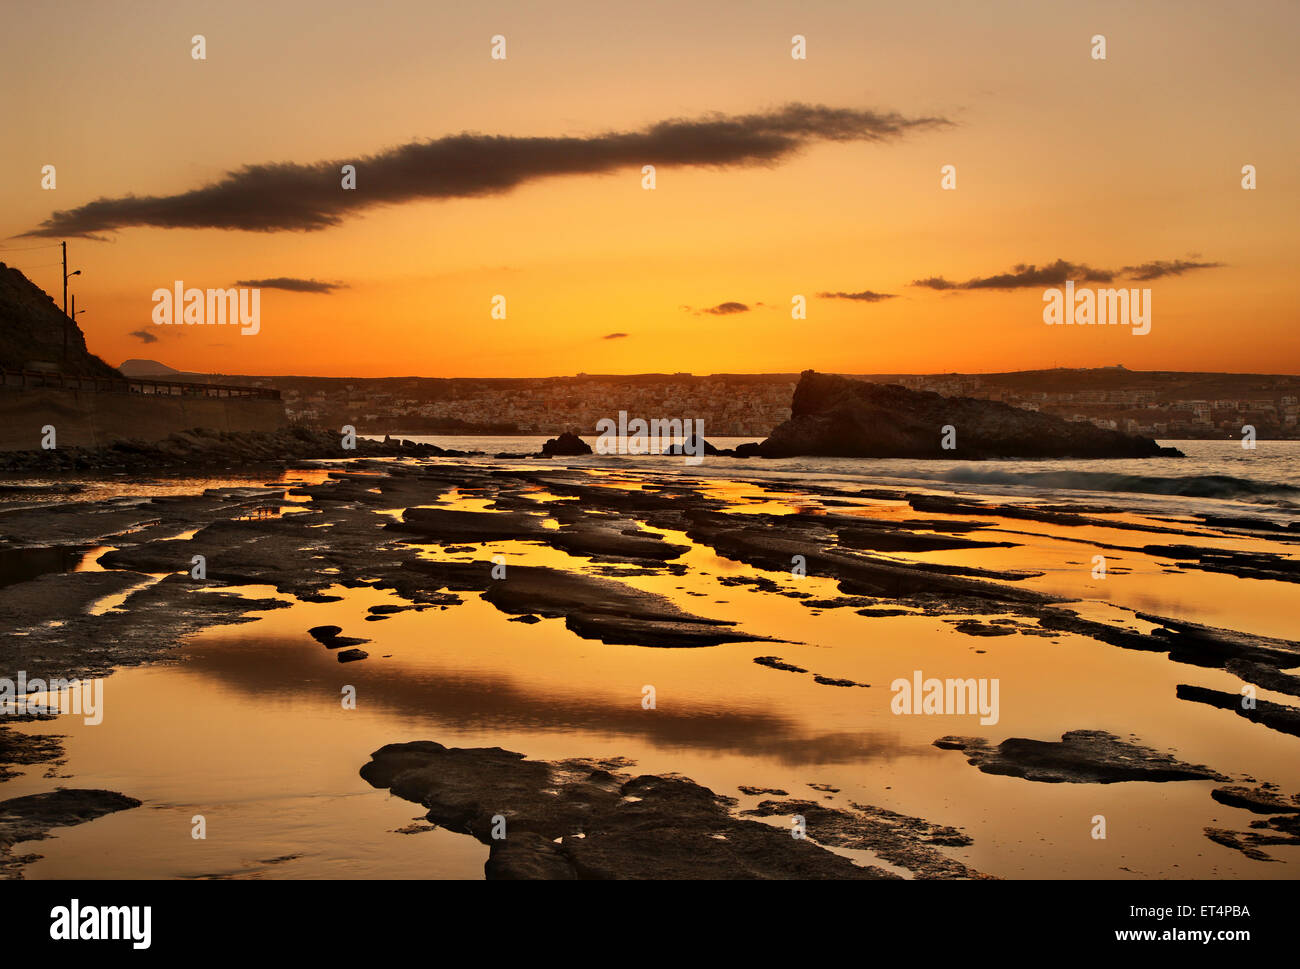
[910, 276, 959, 291]
[129, 329, 158, 344]
[1122, 259, 1222, 281]
[234, 277, 346, 293]
[702, 301, 749, 315]
[817, 290, 898, 302]
[603, 332, 629, 340]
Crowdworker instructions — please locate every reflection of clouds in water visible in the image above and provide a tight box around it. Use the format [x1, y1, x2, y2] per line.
[175, 634, 909, 768]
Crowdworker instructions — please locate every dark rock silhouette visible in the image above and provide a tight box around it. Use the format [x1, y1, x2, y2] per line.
[0, 788, 142, 876]
[0, 263, 120, 378]
[359, 741, 983, 878]
[540, 431, 592, 456]
[663, 431, 721, 457]
[399, 560, 774, 647]
[0, 424, 477, 472]
[308, 624, 369, 649]
[935, 730, 1226, 783]
[750, 370, 1183, 459]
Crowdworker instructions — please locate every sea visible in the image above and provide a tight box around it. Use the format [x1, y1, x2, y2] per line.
[369, 436, 1300, 524]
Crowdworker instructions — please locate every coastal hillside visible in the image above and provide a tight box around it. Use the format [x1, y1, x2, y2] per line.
[0, 263, 120, 378]
[0, 265, 287, 451]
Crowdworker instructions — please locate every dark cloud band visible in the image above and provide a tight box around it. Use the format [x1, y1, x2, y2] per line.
[912, 260, 1114, 291]
[1121, 259, 1223, 281]
[912, 257, 1221, 291]
[27, 104, 949, 238]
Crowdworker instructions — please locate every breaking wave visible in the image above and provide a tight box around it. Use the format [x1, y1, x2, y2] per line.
[933, 469, 1299, 501]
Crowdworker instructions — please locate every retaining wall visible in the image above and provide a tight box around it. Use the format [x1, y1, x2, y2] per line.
[0, 387, 287, 450]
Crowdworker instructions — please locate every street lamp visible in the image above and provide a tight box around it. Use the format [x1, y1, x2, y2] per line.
[62, 269, 81, 361]
[63, 267, 80, 316]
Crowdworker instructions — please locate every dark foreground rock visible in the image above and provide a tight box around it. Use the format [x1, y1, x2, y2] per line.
[1145, 542, 1300, 585]
[742, 799, 987, 879]
[754, 655, 808, 673]
[397, 560, 774, 647]
[0, 725, 63, 782]
[389, 506, 688, 563]
[360, 741, 985, 879]
[307, 625, 369, 649]
[2, 571, 291, 685]
[935, 730, 1227, 783]
[1140, 613, 1300, 668]
[1211, 785, 1300, 814]
[749, 370, 1183, 459]
[1226, 659, 1300, 698]
[1175, 684, 1300, 738]
[751, 654, 868, 688]
[680, 508, 1057, 607]
[0, 425, 475, 473]
[0, 788, 141, 878]
[1203, 825, 1291, 862]
[1204, 785, 1300, 861]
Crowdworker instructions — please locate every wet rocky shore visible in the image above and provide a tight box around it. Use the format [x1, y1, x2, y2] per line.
[2, 452, 1299, 877]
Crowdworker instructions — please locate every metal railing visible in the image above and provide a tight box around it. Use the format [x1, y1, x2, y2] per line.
[0, 368, 280, 399]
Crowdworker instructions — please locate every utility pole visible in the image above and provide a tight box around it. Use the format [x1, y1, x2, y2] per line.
[61, 242, 81, 363]
[62, 242, 69, 362]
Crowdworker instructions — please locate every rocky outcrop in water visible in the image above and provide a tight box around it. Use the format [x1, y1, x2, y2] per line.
[747, 370, 1183, 459]
[539, 431, 591, 456]
[398, 560, 775, 647]
[935, 730, 1227, 783]
[0, 789, 141, 878]
[1204, 785, 1300, 861]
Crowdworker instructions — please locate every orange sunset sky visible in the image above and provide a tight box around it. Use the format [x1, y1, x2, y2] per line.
[1, 0, 1296, 378]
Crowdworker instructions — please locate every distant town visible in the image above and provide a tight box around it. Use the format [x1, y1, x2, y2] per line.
[117, 360, 1300, 439]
